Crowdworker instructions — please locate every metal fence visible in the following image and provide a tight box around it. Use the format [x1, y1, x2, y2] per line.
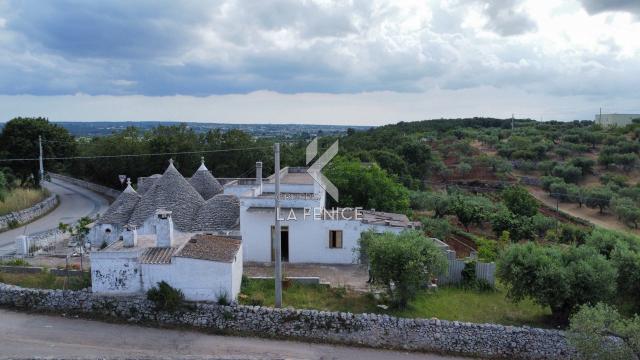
[438, 250, 496, 286]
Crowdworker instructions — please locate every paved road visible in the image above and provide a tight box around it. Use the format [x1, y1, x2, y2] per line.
[0, 179, 110, 253]
[0, 309, 462, 359]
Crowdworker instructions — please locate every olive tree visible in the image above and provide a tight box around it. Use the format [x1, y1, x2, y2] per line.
[497, 242, 617, 323]
[363, 230, 447, 308]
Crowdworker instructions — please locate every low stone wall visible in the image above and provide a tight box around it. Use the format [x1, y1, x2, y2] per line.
[0, 283, 576, 359]
[0, 195, 58, 231]
[49, 173, 121, 201]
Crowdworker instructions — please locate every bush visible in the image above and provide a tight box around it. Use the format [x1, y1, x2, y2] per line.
[568, 303, 640, 360]
[419, 216, 452, 240]
[216, 291, 230, 306]
[0, 258, 30, 266]
[147, 281, 185, 312]
[475, 237, 500, 262]
[501, 185, 538, 217]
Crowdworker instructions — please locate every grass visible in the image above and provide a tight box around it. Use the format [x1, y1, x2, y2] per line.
[0, 258, 31, 266]
[0, 188, 49, 216]
[0, 271, 90, 291]
[389, 285, 552, 327]
[240, 278, 379, 314]
[239, 278, 552, 327]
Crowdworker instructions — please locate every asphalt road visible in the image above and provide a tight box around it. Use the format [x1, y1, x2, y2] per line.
[0, 179, 110, 253]
[0, 309, 463, 359]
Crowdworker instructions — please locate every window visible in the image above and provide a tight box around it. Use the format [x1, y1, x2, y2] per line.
[329, 230, 343, 248]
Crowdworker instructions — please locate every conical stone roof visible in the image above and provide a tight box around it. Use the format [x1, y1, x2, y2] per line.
[188, 159, 223, 200]
[192, 194, 240, 231]
[97, 180, 141, 225]
[129, 161, 205, 231]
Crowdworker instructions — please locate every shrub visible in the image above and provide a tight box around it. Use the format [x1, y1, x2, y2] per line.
[0, 258, 30, 266]
[419, 216, 452, 240]
[501, 185, 538, 217]
[147, 281, 185, 312]
[568, 303, 640, 360]
[216, 291, 230, 306]
[475, 237, 500, 262]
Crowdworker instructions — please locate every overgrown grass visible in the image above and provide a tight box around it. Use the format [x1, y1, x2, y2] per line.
[0, 271, 90, 290]
[390, 285, 552, 327]
[240, 278, 379, 314]
[239, 278, 552, 327]
[0, 258, 31, 266]
[0, 188, 49, 216]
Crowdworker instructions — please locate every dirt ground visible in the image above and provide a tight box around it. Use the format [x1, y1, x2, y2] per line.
[527, 186, 640, 235]
[245, 263, 370, 291]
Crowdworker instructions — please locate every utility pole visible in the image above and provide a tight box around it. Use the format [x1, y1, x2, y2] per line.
[274, 143, 282, 308]
[511, 114, 514, 130]
[38, 135, 44, 185]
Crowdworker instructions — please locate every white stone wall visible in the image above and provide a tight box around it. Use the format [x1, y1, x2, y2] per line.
[141, 257, 240, 301]
[90, 250, 142, 294]
[89, 223, 122, 247]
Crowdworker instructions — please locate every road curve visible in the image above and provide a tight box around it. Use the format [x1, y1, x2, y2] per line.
[0, 309, 462, 359]
[0, 178, 111, 252]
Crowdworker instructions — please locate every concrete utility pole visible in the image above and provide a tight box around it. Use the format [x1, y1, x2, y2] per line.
[38, 135, 44, 185]
[511, 114, 514, 130]
[274, 143, 282, 308]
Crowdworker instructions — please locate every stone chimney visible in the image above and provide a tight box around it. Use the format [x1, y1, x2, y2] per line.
[256, 161, 263, 193]
[155, 209, 174, 247]
[123, 224, 138, 248]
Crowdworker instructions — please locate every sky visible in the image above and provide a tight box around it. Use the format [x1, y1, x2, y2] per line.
[1, 0, 639, 125]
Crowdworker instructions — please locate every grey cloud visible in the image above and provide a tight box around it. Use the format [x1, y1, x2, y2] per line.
[475, 0, 538, 36]
[579, 0, 640, 17]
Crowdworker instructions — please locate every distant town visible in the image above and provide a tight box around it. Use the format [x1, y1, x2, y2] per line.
[44, 121, 372, 138]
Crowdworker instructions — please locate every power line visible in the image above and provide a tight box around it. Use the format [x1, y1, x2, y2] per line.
[0, 145, 273, 162]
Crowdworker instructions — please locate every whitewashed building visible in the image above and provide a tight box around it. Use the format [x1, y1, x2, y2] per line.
[90, 159, 242, 301]
[90, 158, 418, 300]
[231, 165, 420, 264]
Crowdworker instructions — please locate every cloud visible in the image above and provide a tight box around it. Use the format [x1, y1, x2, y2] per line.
[473, 0, 538, 36]
[0, 0, 638, 120]
[579, 0, 640, 17]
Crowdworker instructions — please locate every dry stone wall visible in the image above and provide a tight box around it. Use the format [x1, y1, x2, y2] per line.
[0, 283, 576, 359]
[0, 195, 57, 231]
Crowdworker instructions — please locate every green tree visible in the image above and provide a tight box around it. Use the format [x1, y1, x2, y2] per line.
[502, 185, 538, 217]
[364, 230, 447, 308]
[586, 187, 614, 214]
[0, 117, 76, 186]
[497, 242, 617, 323]
[450, 194, 493, 231]
[325, 156, 410, 212]
[568, 303, 640, 360]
